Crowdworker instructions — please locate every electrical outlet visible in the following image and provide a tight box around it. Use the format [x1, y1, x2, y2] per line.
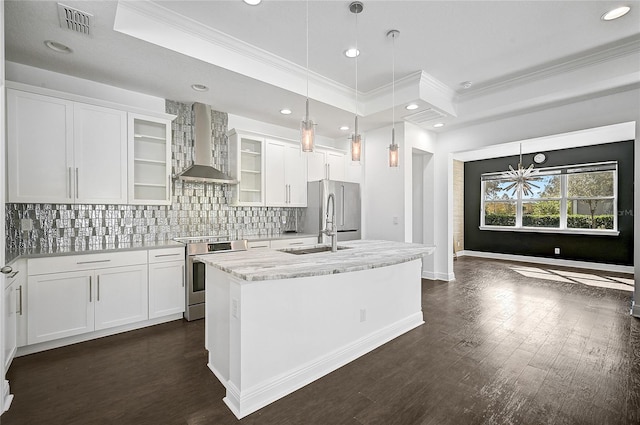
[20, 218, 33, 232]
[231, 299, 239, 319]
[360, 309, 367, 322]
[554, 247, 560, 255]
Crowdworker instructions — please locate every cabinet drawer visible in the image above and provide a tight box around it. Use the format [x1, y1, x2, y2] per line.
[28, 250, 148, 275]
[270, 237, 318, 249]
[148, 247, 185, 263]
[247, 241, 271, 250]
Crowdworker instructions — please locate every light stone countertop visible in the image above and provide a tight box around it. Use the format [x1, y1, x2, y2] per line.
[195, 239, 436, 282]
[5, 240, 185, 265]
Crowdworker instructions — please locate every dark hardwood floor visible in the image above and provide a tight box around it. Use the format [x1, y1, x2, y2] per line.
[3, 257, 638, 424]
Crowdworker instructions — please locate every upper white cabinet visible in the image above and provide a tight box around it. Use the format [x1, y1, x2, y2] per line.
[229, 130, 265, 206]
[7, 89, 128, 204]
[6, 84, 174, 205]
[307, 147, 347, 182]
[7, 90, 74, 203]
[73, 103, 128, 204]
[128, 113, 172, 205]
[265, 139, 307, 207]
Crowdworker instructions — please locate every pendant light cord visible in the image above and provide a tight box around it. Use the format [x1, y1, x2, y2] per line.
[306, 0, 309, 100]
[355, 9, 358, 123]
[392, 32, 395, 142]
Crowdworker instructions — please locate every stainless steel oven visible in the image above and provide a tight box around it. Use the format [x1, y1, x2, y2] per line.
[175, 237, 248, 321]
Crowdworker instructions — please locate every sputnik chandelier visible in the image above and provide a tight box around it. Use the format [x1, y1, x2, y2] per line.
[502, 144, 542, 197]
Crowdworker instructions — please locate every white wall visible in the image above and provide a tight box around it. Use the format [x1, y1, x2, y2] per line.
[362, 125, 405, 242]
[437, 88, 640, 282]
[6, 62, 166, 113]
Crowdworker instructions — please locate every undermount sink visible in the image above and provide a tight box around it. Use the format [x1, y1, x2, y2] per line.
[280, 246, 351, 255]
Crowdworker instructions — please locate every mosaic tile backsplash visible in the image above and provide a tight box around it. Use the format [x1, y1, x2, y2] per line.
[6, 100, 302, 251]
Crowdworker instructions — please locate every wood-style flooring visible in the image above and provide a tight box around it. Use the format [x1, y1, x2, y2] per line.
[3, 257, 639, 424]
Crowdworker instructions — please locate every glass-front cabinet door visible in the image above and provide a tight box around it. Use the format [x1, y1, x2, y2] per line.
[128, 113, 174, 205]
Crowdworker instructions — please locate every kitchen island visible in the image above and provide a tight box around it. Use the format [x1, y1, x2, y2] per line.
[197, 240, 435, 419]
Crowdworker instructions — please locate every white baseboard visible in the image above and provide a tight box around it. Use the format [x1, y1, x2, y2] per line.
[422, 271, 455, 281]
[458, 250, 634, 274]
[218, 312, 425, 419]
[16, 313, 183, 357]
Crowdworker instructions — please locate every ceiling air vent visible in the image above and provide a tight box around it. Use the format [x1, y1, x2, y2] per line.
[57, 3, 92, 36]
[403, 108, 446, 126]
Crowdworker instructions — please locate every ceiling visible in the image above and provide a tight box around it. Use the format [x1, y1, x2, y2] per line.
[4, 1, 640, 140]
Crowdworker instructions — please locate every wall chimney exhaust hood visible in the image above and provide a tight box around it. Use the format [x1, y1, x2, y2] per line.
[177, 103, 237, 184]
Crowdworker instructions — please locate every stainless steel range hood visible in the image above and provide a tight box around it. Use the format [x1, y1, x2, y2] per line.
[177, 103, 237, 184]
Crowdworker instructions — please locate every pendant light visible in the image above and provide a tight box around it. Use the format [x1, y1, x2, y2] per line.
[388, 29, 399, 167]
[502, 143, 542, 197]
[349, 1, 363, 163]
[300, 0, 315, 152]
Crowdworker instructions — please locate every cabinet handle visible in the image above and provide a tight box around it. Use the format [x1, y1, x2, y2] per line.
[250, 244, 269, 249]
[327, 164, 331, 180]
[17, 285, 23, 316]
[181, 265, 185, 287]
[289, 242, 304, 246]
[97, 275, 100, 302]
[77, 259, 111, 265]
[8, 270, 19, 278]
[154, 253, 182, 258]
[89, 276, 92, 302]
[75, 167, 79, 198]
[68, 167, 73, 199]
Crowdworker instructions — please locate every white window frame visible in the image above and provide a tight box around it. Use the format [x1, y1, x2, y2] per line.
[480, 161, 619, 236]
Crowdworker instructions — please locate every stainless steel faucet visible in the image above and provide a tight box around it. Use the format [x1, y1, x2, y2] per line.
[321, 193, 338, 252]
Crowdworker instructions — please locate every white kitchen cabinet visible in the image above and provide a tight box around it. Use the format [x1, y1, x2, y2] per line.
[307, 147, 347, 182]
[247, 240, 271, 250]
[27, 270, 94, 344]
[6, 89, 73, 203]
[74, 103, 128, 204]
[270, 237, 318, 249]
[128, 113, 173, 205]
[27, 251, 148, 345]
[94, 265, 148, 330]
[265, 139, 307, 207]
[229, 130, 265, 206]
[148, 248, 185, 319]
[4, 267, 24, 370]
[7, 89, 128, 204]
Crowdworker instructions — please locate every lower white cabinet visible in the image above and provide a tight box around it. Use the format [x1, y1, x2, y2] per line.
[269, 237, 318, 249]
[148, 247, 185, 319]
[94, 265, 148, 330]
[27, 251, 148, 345]
[27, 265, 148, 345]
[4, 266, 24, 370]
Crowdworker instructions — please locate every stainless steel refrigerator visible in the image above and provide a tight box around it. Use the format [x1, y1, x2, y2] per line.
[304, 180, 361, 242]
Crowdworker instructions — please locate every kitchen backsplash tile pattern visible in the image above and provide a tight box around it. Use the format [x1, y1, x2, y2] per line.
[6, 101, 302, 251]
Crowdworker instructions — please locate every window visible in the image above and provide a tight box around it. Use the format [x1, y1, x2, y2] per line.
[481, 161, 617, 234]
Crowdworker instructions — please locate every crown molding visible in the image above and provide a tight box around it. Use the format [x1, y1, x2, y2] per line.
[459, 34, 640, 100]
[114, 1, 356, 111]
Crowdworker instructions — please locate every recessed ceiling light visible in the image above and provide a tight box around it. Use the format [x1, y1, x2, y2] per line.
[243, 0, 262, 5]
[461, 81, 473, 89]
[191, 84, 209, 92]
[405, 104, 419, 111]
[344, 48, 360, 58]
[44, 40, 72, 53]
[280, 108, 292, 115]
[601, 6, 631, 21]
[433, 123, 445, 128]
[340, 125, 350, 131]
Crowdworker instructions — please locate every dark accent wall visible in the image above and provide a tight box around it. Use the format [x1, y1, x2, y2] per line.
[464, 140, 634, 266]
